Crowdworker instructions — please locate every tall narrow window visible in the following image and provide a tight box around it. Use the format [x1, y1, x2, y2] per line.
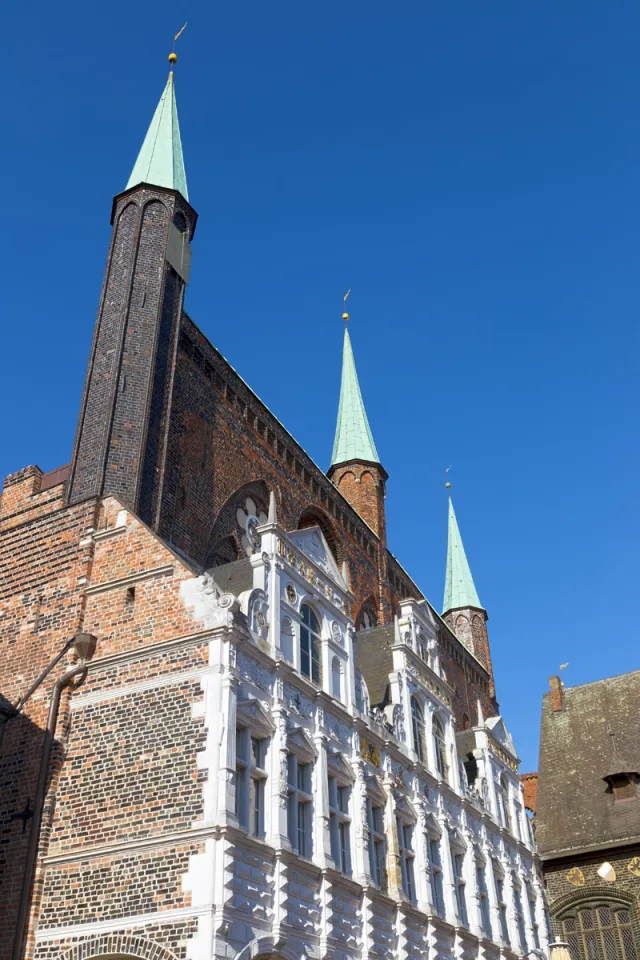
[493, 862, 510, 946]
[527, 886, 540, 950]
[514, 882, 527, 952]
[429, 837, 445, 917]
[235, 727, 268, 838]
[561, 903, 638, 960]
[411, 697, 426, 762]
[331, 657, 342, 701]
[287, 754, 313, 857]
[397, 819, 416, 904]
[367, 798, 387, 891]
[300, 604, 322, 684]
[476, 863, 491, 938]
[433, 716, 449, 782]
[498, 775, 513, 833]
[453, 852, 468, 927]
[328, 775, 351, 875]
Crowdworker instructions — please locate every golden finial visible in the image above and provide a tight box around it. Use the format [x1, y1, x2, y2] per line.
[342, 288, 351, 323]
[445, 465, 452, 490]
[169, 22, 187, 70]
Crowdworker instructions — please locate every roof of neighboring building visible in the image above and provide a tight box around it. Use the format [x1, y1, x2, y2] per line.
[355, 624, 394, 707]
[536, 670, 640, 859]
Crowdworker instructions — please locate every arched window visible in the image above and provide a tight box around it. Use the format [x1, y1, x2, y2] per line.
[411, 697, 426, 762]
[300, 604, 322, 684]
[433, 716, 449, 782]
[559, 901, 638, 960]
[498, 774, 512, 832]
[331, 657, 342, 701]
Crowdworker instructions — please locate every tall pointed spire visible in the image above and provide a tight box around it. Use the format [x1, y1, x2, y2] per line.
[443, 494, 482, 613]
[331, 325, 380, 467]
[126, 63, 188, 201]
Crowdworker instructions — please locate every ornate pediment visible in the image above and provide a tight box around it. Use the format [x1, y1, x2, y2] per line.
[287, 725, 317, 758]
[327, 749, 354, 781]
[287, 527, 347, 589]
[394, 794, 417, 822]
[236, 697, 275, 735]
[486, 716, 518, 761]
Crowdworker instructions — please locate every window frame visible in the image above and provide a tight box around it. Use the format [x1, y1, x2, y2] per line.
[367, 793, 387, 892]
[427, 833, 446, 918]
[235, 725, 269, 839]
[299, 602, 322, 685]
[396, 815, 417, 905]
[327, 770, 352, 876]
[411, 696, 427, 763]
[432, 714, 449, 782]
[287, 751, 314, 858]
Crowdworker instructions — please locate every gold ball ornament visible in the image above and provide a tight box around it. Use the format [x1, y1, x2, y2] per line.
[342, 312, 349, 321]
[168, 52, 178, 65]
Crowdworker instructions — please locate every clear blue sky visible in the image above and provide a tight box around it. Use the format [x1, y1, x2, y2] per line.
[3, 1, 639, 771]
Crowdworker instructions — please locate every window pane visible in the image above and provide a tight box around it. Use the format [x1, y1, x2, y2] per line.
[311, 635, 321, 684]
[338, 786, 349, 813]
[300, 626, 311, 677]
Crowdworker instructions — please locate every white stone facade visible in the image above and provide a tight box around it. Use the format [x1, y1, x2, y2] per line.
[178, 513, 550, 960]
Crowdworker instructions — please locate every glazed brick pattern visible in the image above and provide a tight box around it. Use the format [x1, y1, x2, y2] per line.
[33, 921, 199, 960]
[67, 201, 138, 504]
[49, 679, 205, 849]
[106, 199, 172, 506]
[38, 844, 200, 927]
[68, 187, 195, 512]
[81, 499, 202, 660]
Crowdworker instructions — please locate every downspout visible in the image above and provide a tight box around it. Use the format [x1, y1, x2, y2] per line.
[11, 662, 88, 960]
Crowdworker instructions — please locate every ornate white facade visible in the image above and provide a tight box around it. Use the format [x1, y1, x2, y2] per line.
[177, 502, 550, 960]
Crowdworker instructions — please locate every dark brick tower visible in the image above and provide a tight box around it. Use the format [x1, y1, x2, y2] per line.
[328, 316, 391, 623]
[66, 66, 197, 528]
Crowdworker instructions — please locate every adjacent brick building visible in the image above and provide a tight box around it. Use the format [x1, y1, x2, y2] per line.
[534, 673, 640, 960]
[1, 54, 549, 960]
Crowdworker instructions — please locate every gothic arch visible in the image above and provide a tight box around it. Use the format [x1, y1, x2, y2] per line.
[206, 479, 271, 568]
[355, 595, 379, 631]
[550, 885, 640, 954]
[62, 934, 179, 960]
[297, 506, 342, 562]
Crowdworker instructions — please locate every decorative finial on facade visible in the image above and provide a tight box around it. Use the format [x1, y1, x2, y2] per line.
[168, 22, 187, 72]
[342, 289, 351, 323]
[445, 465, 452, 491]
[341, 560, 351, 590]
[476, 698, 485, 728]
[268, 490, 278, 525]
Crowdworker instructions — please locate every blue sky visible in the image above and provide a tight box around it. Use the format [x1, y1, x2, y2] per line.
[3, 1, 639, 771]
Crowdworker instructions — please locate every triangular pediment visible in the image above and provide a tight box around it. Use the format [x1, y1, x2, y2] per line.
[486, 716, 518, 760]
[395, 795, 417, 821]
[287, 725, 317, 758]
[236, 697, 274, 734]
[327, 750, 354, 780]
[288, 527, 347, 589]
[365, 774, 387, 805]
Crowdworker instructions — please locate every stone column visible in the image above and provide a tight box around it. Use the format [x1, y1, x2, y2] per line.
[217, 669, 240, 825]
[384, 776, 403, 901]
[352, 751, 373, 884]
[313, 709, 333, 868]
[437, 815, 458, 925]
[269, 701, 291, 849]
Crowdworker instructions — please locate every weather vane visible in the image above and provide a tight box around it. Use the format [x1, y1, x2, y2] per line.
[169, 22, 188, 70]
[445, 465, 452, 490]
[342, 289, 351, 323]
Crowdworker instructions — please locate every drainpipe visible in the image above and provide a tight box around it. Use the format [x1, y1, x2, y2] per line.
[11, 650, 94, 960]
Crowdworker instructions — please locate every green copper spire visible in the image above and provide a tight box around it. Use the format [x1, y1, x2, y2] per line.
[126, 70, 188, 201]
[443, 495, 482, 613]
[331, 325, 380, 467]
